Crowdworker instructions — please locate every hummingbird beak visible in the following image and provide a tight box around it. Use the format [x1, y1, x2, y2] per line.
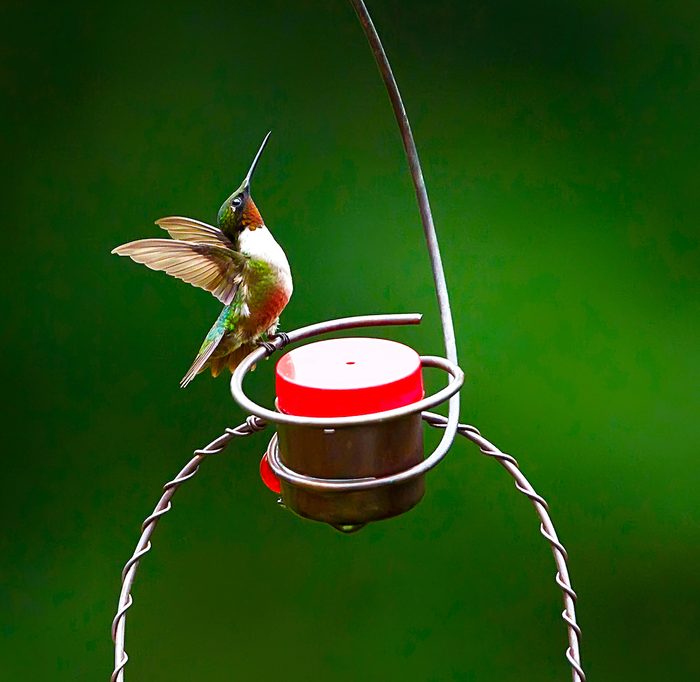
[240, 131, 272, 193]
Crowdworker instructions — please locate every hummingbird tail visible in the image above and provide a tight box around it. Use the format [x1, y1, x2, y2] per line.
[180, 315, 227, 388]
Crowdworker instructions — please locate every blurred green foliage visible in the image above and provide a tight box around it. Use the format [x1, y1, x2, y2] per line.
[2, 0, 698, 679]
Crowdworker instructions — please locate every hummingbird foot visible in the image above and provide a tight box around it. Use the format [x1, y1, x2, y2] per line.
[258, 332, 291, 355]
[259, 340, 276, 354]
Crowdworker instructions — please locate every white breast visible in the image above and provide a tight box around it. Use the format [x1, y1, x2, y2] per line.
[239, 225, 293, 295]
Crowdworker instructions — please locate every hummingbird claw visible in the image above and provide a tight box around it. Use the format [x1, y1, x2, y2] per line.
[259, 341, 276, 354]
[258, 332, 291, 356]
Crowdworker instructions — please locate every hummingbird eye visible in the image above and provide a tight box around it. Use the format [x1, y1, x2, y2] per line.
[231, 197, 242, 208]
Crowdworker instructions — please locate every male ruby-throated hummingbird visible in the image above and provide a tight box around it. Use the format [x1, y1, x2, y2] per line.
[112, 132, 293, 387]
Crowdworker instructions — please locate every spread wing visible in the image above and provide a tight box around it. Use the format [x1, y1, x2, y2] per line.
[112, 239, 247, 305]
[155, 216, 235, 249]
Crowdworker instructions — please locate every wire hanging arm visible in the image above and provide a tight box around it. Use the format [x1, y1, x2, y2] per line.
[423, 412, 585, 682]
[110, 417, 267, 682]
[347, 0, 457, 366]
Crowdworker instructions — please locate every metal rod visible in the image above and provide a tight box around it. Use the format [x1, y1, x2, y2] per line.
[348, 0, 458, 367]
[423, 412, 585, 682]
[110, 417, 267, 682]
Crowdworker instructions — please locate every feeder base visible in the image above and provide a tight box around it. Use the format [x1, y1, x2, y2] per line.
[274, 413, 425, 529]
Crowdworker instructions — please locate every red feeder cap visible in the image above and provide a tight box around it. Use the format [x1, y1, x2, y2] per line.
[275, 337, 424, 417]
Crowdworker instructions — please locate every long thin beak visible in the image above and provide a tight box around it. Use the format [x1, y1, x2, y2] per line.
[242, 131, 272, 190]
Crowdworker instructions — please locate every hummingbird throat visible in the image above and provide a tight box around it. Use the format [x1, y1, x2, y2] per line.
[240, 199, 263, 231]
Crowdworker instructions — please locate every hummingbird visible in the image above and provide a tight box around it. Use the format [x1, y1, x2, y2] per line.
[112, 132, 293, 387]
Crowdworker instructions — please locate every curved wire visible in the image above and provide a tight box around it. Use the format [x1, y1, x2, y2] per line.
[110, 416, 267, 682]
[348, 0, 458, 367]
[423, 412, 585, 682]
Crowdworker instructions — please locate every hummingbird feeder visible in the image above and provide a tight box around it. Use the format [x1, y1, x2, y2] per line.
[110, 2, 586, 682]
[241, 324, 462, 533]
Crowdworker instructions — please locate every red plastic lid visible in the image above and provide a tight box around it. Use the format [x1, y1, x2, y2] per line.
[260, 338, 424, 492]
[276, 337, 424, 417]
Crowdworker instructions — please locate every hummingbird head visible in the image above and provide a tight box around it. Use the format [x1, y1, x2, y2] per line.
[217, 131, 271, 234]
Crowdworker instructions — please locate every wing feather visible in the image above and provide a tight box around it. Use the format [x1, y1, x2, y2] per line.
[155, 216, 234, 249]
[111, 239, 247, 305]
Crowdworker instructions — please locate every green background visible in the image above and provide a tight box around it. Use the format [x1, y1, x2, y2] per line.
[3, 0, 698, 679]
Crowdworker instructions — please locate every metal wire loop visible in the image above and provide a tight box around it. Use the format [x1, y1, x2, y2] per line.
[110, 417, 267, 682]
[229, 315, 464, 444]
[423, 411, 585, 682]
[233, 347, 463, 429]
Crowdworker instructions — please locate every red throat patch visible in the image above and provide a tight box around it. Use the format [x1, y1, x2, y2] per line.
[241, 199, 263, 230]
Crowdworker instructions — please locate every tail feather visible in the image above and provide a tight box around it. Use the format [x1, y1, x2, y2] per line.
[209, 354, 228, 378]
[180, 317, 227, 388]
[227, 344, 256, 372]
